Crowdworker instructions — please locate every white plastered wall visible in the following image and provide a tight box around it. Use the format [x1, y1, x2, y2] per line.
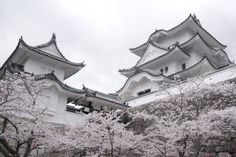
[146, 59, 179, 76]
[130, 81, 159, 96]
[127, 65, 236, 107]
[43, 90, 87, 126]
[119, 73, 161, 100]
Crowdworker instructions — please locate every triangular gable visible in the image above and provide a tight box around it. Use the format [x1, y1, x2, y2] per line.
[150, 14, 226, 50]
[129, 14, 226, 59]
[180, 34, 231, 68]
[117, 71, 169, 95]
[37, 43, 65, 59]
[136, 43, 168, 66]
[168, 57, 216, 80]
[34, 34, 67, 60]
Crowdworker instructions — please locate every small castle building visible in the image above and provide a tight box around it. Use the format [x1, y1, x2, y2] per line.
[0, 34, 128, 126]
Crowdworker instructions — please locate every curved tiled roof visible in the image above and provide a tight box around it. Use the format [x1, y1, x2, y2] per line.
[119, 45, 190, 76]
[118, 57, 220, 97]
[35, 72, 127, 107]
[137, 45, 190, 66]
[117, 70, 171, 94]
[129, 42, 148, 51]
[121, 32, 231, 78]
[179, 33, 232, 68]
[151, 14, 226, 48]
[82, 86, 127, 106]
[35, 72, 84, 94]
[34, 33, 68, 60]
[20, 36, 85, 67]
[167, 57, 217, 80]
[130, 14, 226, 56]
[0, 35, 85, 79]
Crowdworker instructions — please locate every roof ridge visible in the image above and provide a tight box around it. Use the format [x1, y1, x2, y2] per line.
[33, 33, 69, 61]
[189, 14, 227, 48]
[34, 33, 56, 48]
[19, 37, 85, 67]
[117, 70, 170, 94]
[129, 14, 226, 55]
[180, 33, 231, 67]
[35, 72, 84, 94]
[119, 45, 191, 77]
[167, 57, 217, 79]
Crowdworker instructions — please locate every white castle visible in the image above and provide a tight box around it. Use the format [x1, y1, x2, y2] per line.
[0, 34, 127, 126]
[117, 14, 236, 107]
[1, 14, 236, 124]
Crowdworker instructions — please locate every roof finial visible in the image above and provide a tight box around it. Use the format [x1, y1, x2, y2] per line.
[20, 36, 23, 40]
[52, 33, 56, 40]
[192, 13, 201, 25]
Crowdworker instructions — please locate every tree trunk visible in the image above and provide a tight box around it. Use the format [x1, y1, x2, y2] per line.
[0, 143, 12, 157]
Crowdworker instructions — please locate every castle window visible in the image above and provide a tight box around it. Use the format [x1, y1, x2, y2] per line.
[137, 89, 151, 96]
[165, 66, 168, 73]
[160, 68, 163, 74]
[182, 63, 186, 70]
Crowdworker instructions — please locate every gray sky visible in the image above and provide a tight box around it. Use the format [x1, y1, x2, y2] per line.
[1, 0, 236, 93]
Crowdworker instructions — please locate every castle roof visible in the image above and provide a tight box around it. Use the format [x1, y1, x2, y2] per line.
[34, 72, 127, 108]
[0, 34, 85, 79]
[82, 86, 126, 106]
[167, 57, 217, 80]
[179, 33, 231, 68]
[35, 72, 84, 94]
[130, 14, 226, 57]
[20, 34, 85, 67]
[120, 32, 231, 78]
[117, 70, 171, 95]
[119, 45, 190, 77]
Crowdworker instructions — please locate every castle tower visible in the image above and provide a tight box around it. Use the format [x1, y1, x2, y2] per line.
[118, 14, 232, 106]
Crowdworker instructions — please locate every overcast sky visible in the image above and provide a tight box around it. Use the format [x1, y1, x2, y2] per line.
[1, 0, 236, 94]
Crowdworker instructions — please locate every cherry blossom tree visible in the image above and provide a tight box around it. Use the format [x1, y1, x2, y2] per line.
[129, 79, 236, 157]
[63, 80, 236, 157]
[0, 73, 68, 157]
[77, 79, 236, 157]
[66, 112, 145, 157]
[1, 73, 236, 157]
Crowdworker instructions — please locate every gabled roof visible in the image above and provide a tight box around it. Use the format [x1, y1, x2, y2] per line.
[82, 86, 127, 107]
[35, 72, 84, 94]
[168, 57, 217, 80]
[130, 14, 226, 57]
[121, 32, 231, 78]
[20, 35, 85, 67]
[129, 42, 148, 57]
[0, 34, 85, 80]
[180, 33, 231, 68]
[35, 72, 127, 107]
[34, 33, 68, 59]
[119, 67, 137, 78]
[135, 42, 169, 67]
[117, 70, 171, 94]
[119, 45, 190, 77]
